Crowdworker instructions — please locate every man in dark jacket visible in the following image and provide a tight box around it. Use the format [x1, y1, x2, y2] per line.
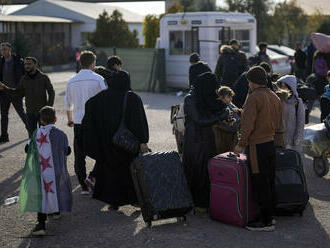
[215, 40, 247, 88]
[249, 42, 271, 66]
[0, 42, 28, 142]
[0, 57, 55, 137]
[294, 43, 307, 80]
[189, 53, 211, 88]
[94, 56, 122, 87]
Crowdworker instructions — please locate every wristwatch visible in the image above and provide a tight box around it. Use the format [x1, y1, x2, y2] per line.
[67, 121, 74, 126]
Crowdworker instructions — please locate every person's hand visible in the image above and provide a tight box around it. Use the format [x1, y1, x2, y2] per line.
[0, 82, 5, 90]
[67, 121, 74, 127]
[140, 143, 149, 154]
[234, 145, 244, 154]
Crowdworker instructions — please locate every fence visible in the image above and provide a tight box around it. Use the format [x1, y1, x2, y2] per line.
[95, 48, 166, 93]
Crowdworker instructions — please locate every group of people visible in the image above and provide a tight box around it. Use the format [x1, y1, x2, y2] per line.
[184, 40, 313, 231]
[2, 38, 329, 235]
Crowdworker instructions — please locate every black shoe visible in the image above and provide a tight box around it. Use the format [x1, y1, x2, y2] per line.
[0, 136, 9, 143]
[246, 221, 275, 232]
[32, 223, 46, 236]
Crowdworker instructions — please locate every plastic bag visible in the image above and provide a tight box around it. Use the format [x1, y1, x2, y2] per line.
[302, 123, 330, 157]
[312, 33, 330, 53]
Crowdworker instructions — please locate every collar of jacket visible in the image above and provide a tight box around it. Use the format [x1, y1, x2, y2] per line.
[251, 85, 268, 93]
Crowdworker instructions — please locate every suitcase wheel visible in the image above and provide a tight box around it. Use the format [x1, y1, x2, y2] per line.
[177, 216, 187, 223]
[313, 156, 329, 177]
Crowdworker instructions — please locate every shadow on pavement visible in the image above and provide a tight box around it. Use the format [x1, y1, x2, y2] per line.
[0, 139, 28, 153]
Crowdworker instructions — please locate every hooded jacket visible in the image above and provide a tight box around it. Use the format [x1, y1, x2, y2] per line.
[277, 75, 305, 150]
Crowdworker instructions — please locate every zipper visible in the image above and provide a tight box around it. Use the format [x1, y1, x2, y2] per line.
[210, 162, 240, 185]
[211, 184, 243, 219]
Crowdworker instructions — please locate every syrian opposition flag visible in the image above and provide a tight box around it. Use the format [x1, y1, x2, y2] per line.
[19, 125, 59, 213]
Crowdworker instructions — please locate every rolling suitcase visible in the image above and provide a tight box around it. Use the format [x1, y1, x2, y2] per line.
[131, 151, 193, 227]
[209, 152, 258, 227]
[275, 148, 309, 216]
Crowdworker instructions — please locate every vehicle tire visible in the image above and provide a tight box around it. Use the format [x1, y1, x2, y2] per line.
[313, 156, 329, 177]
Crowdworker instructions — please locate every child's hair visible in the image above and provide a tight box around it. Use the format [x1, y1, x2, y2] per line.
[40, 106, 56, 124]
[217, 86, 235, 98]
[327, 70, 330, 77]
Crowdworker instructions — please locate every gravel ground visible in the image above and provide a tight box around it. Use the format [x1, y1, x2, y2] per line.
[0, 71, 330, 248]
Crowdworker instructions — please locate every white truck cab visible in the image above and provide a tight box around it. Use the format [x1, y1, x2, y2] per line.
[159, 12, 257, 88]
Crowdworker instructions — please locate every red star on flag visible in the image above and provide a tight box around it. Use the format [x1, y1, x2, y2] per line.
[36, 132, 49, 148]
[43, 179, 54, 194]
[40, 155, 52, 172]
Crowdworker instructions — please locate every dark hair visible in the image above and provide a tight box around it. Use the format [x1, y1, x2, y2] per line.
[229, 39, 239, 45]
[246, 66, 267, 85]
[40, 106, 56, 124]
[217, 86, 235, 98]
[25, 57, 38, 64]
[327, 70, 330, 77]
[107, 56, 122, 69]
[259, 62, 271, 74]
[258, 42, 268, 50]
[1, 42, 12, 48]
[189, 53, 200, 63]
[80, 50, 96, 68]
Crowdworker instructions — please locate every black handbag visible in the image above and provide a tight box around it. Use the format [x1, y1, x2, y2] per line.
[112, 91, 140, 154]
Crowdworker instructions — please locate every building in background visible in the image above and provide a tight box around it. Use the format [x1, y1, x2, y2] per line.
[11, 0, 144, 47]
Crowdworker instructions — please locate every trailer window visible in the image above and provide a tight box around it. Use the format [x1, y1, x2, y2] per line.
[169, 31, 192, 55]
[231, 30, 250, 53]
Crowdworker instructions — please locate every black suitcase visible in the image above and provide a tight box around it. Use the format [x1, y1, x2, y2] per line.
[131, 151, 193, 227]
[275, 148, 309, 216]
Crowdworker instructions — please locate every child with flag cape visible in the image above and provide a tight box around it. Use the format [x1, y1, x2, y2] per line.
[19, 106, 72, 236]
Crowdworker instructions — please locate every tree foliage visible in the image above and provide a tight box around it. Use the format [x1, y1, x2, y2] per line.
[89, 10, 139, 48]
[143, 15, 160, 48]
[268, 0, 307, 46]
[318, 18, 330, 35]
[225, 0, 272, 41]
[306, 10, 327, 34]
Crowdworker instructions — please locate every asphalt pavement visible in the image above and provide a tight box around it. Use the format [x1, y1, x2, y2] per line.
[0, 71, 330, 248]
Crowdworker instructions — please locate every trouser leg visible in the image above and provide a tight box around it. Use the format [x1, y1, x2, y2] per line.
[37, 213, 47, 225]
[0, 94, 11, 137]
[320, 97, 330, 122]
[249, 141, 276, 225]
[10, 95, 29, 134]
[26, 113, 40, 137]
[73, 124, 87, 190]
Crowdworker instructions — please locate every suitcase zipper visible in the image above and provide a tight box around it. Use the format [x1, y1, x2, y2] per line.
[210, 163, 240, 185]
[211, 184, 243, 219]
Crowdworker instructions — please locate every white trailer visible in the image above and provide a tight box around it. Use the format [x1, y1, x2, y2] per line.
[159, 12, 257, 89]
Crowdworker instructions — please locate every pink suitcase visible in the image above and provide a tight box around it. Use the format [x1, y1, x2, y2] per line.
[209, 152, 258, 227]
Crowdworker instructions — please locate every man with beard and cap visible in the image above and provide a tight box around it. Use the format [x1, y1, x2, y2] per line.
[0, 57, 54, 137]
[188, 53, 211, 88]
[82, 70, 149, 209]
[234, 66, 281, 232]
[182, 72, 230, 212]
[0, 42, 29, 142]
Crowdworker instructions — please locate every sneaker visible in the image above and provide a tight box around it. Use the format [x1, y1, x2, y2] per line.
[80, 190, 90, 195]
[32, 223, 46, 236]
[246, 221, 275, 232]
[0, 136, 9, 143]
[85, 176, 96, 191]
[49, 213, 61, 220]
[108, 205, 119, 211]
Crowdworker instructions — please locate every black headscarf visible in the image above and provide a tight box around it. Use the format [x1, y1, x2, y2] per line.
[109, 70, 131, 92]
[192, 72, 225, 112]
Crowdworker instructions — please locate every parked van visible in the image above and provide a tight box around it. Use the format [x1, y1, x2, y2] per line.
[159, 12, 257, 88]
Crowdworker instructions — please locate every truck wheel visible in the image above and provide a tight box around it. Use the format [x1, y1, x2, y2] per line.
[313, 156, 329, 177]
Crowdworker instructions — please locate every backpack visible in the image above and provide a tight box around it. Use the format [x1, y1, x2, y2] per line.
[314, 57, 328, 77]
[221, 54, 240, 85]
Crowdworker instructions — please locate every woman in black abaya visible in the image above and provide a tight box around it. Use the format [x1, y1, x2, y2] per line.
[182, 72, 228, 211]
[82, 70, 149, 209]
